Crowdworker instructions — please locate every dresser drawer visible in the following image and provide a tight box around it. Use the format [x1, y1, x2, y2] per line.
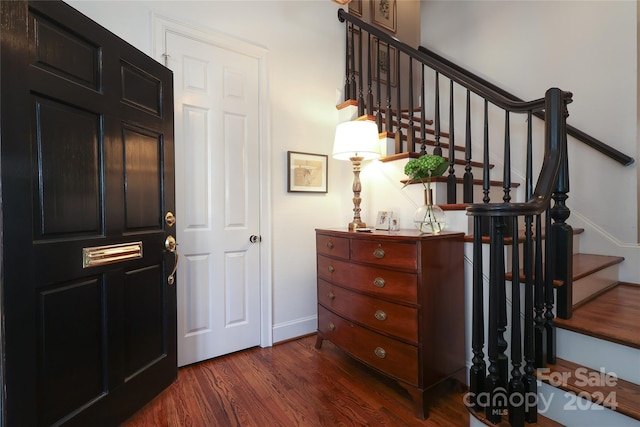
[317, 255, 417, 304]
[318, 280, 418, 343]
[351, 239, 417, 270]
[318, 306, 419, 386]
[316, 233, 350, 259]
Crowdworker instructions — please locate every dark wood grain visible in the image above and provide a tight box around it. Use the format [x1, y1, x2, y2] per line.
[121, 335, 470, 427]
[555, 283, 640, 349]
[540, 358, 640, 422]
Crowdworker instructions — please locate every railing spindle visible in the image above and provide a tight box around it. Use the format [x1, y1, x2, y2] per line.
[544, 206, 556, 365]
[509, 218, 525, 427]
[407, 57, 415, 151]
[434, 72, 442, 156]
[447, 79, 456, 203]
[420, 64, 426, 155]
[395, 50, 403, 153]
[463, 89, 473, 203]
[385, 41, 393, 135]
[469, 215, 486, 411]
[503, 111, 511, 203]
[483, 100, 490, 204]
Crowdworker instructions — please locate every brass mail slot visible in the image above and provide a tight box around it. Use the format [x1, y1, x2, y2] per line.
[83, 242, 143, 268]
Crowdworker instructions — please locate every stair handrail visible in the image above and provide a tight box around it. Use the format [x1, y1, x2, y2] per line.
[340, 9, 545, 114]
[418, 46, 634, 166]
[338, 9, 633, 166]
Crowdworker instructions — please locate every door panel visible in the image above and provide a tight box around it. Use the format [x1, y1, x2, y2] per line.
[166, 31, 261, 366]
[1, 1, 176, 425]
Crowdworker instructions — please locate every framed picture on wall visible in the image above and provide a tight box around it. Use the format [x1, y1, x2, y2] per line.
[371, 37, 397, 87]
[287, 151, 328, 193]
[349, 0, 362, 17]
[371, 0, 396, 33]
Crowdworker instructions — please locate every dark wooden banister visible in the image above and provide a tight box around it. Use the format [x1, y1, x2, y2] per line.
[467, 88, 571, 217]
[418, 45, 634, 166]
[340, 9, 546, 113]
[338, 9, 578, 426]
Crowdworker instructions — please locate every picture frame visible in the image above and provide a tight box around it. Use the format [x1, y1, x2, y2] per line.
[371, 0, 396, 33]
[371, 37, 397, 87]
[376, 210, 393, 230]
[287, 151, 328, 193]
[349, 0, 362, 17]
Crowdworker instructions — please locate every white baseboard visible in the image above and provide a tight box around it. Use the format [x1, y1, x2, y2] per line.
[271, 315, 317, 344]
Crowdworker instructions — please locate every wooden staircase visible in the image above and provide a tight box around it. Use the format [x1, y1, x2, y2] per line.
[338, 101, 640, 426]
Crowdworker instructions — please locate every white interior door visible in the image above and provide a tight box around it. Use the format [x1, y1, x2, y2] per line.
[164, 30, 262, 367]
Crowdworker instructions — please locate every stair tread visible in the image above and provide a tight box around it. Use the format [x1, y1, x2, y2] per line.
[554, 283, 640, 349]
[540, 357, 640, 422]
[555, 283, 640, 349]
[573, 253, 625, 281]
[379, 151, 494, 169]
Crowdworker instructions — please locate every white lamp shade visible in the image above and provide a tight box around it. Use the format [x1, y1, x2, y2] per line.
[332, 121, 381, 161]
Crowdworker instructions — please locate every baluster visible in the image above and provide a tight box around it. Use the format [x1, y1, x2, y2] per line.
[463, 90, 473, 203]
[366, 33, 374, 118]
[356, 26, 364, 117]
[523, 214, 537, 423]
[433, 72, 442, 156]
[420, 64, 426, 155]
[469, 215, 486, 411]
[483, 100, 490, 204]
[407, 57, 415, 151]
[394, 50, 403, 153]
[534, 213, 546, 368]
[486, 216, 507, 424]
[375, 38, 382, 131]
[447, 80, 456, 203]
[503, 111, 511, 203]
[385, 41, 392, 135]
[344, 22, 351, 102]
[544, 206, 556, 365]
[509, 218, 525, 427]
[523, 116, 537, 422]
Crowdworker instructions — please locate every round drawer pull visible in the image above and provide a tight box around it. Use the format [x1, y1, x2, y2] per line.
[373, 248, 385, 259]
[374, 310, 387, 321]
[327, 241, 334, 249]
[373, 277, 386, 288]
[328, 322, 335, 331]
[327, 265, 335, 273]
[374, 347, 387, 359]
[328, 292, 335, 300]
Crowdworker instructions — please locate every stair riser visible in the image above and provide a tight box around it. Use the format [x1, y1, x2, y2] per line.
[573, 265, 620, 306]
[538, 382, 640, 426]
[556, 328, 640, 386]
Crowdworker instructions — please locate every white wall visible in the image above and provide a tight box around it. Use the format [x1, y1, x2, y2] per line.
[66, 0, 351, 342]
[419, 0, 640, 281]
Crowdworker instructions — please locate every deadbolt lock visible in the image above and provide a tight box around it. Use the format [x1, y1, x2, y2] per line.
[165, 212, 176, 227]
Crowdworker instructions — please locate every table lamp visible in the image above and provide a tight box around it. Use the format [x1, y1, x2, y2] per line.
[332, 120, 381, 230]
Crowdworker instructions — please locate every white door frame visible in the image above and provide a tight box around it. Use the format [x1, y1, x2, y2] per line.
[152, 15, 272, 348]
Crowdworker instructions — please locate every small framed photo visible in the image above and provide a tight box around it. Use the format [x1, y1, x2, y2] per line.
[371, 0, 396, 33]
[371, 38, 397, 87]
[376, 210, 393, 230]
[287, 151, 328, 193]
[349, 0, 362, 17]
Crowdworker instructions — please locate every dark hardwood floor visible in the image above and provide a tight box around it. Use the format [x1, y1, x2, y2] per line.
[121, 335, 470, 426]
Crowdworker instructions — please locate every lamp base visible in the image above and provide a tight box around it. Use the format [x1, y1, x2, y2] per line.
[348, 221, 367, 231]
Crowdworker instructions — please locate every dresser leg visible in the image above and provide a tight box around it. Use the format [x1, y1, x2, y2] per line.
[314, 334, 324, 349]
[405, 387, 428, 420]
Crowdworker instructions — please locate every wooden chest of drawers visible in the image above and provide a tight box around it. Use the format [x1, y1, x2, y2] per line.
[315, 228, 465, 419]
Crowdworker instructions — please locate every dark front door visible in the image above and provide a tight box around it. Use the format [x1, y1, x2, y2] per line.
[1, 1, 176, 425]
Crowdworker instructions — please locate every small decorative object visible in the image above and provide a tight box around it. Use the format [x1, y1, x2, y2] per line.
[371, 0, 396, 33]
[287, 151, 328, 193]
[389, 216, 400, 231]
[375, 210, 393, 230]
[404, 154, 448, 233]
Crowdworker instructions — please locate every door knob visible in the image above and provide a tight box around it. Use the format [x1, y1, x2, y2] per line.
[249, 235, 261, 243]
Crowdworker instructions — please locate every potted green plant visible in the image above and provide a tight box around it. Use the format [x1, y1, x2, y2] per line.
[404, 154, 448, 233]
